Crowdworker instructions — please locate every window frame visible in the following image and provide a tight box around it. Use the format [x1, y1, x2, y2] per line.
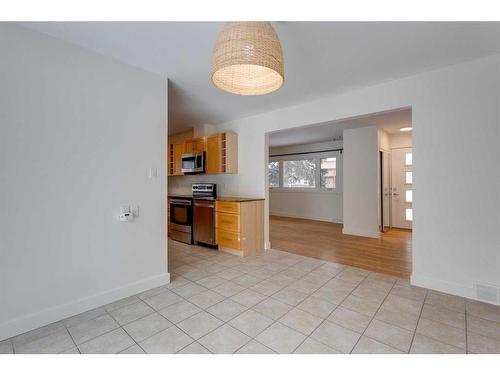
[268, 161, 280, 188]
[268, 151, 341, 193]
[319, 156, 337, 190]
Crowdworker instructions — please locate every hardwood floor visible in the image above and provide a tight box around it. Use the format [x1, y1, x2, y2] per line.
[269, 216, 412, 277]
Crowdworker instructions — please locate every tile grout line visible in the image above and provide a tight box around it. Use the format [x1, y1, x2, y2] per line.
[71, 309, 155, 350]
[238, 259, 369, 353]
[174, 257, 332, 353]
[103, 309, 142, 354]
[348, 277, 399, 353]
[64, 326, 80, 354]
[407, 289, 428, 353]
[412, 296, 469, 352]
[72, 299, 176, 353]
[288, 268, 370, 353]
[465, 304, 468, 354]
[151, 249, 408, 353]
[176, 243, 476, 355]
[138, 289, 228, 353]
[12, 241, 492, 354]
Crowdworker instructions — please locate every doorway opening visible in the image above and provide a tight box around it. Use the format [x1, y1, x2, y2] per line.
[267, 108, 412, 277]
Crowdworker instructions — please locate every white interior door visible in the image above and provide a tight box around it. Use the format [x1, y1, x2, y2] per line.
[391, 147, 412, 229]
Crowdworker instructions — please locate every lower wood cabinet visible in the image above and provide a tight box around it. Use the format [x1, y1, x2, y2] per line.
[216, 212, 240, 232]
[217, 229, 241, 250]
[215, 199, 264, 256]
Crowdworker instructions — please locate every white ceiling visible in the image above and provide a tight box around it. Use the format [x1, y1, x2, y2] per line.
[269, 108, 411, 147]
[21, 22, 500, 134]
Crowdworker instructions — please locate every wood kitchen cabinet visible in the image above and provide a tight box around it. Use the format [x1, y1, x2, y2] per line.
[215, 199, 264, 256]
[168, 141, 185, 176]
[168, 131, 237, 176]
[184, 137, 206, 153]
[206, 132, 238, 174]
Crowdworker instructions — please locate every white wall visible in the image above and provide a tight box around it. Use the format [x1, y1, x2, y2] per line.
[343, 126, 380, 238]
[389, 132, 412, 148]
[0, 24, 169, 340]
[270, 191, 342, 222]
[193, 123, 217, 137]
[268, 141, 343, 222]
[214, 55, 500, 303]
[378, 129, 391, 151]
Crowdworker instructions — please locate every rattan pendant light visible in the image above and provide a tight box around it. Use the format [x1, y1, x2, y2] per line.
[211, 22, 284, 95]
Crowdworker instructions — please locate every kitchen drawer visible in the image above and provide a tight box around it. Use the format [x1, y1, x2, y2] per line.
[216, 212, 240, 232]
[217, 229, 241, 250]
[216, 201, 240, 214]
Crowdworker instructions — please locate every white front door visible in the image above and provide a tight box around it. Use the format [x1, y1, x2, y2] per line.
[391, 148, 412, 229]
[381, 151, 391, 230]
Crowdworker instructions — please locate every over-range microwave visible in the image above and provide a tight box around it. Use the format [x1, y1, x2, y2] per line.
[181, 152, 205, 174]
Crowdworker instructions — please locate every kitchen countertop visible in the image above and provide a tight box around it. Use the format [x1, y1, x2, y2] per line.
[168, 194, 264, 202]
[216, 196, 265, 202]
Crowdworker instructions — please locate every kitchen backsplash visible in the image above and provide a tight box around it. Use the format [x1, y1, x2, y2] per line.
[168, 173, 234, 196]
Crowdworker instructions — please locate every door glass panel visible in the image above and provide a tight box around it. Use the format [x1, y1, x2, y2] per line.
[405, 208, 413, 221]
[405, 152, 413, 166]
[405, 190, 413, 203]
[405, 171, 413, 184]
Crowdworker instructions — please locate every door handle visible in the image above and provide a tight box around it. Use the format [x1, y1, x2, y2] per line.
[195, 204, 215, 208]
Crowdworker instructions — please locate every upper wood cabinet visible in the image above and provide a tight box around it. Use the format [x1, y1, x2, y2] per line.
[206, 132, 238, 174]
[206, 134, 222, 174]
[172, 142, 185, 175]
[168, 132, 237, 176]
[168, 141, 185, 176]
[184, 137, 206, 153]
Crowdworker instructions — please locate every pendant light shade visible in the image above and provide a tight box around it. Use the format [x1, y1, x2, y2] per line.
[211, 22, 284, 95]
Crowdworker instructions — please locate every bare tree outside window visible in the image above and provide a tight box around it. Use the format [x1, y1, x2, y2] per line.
[283, 159, 316, 188]
[268, 161, 279, 187]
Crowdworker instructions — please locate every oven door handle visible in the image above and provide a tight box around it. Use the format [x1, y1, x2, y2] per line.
[170, 199, 192, 206]
[194, 202, 215, 208]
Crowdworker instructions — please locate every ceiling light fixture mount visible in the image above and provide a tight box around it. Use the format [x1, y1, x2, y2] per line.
[211, 22, 284, 96]
[400, 127, 413, 132]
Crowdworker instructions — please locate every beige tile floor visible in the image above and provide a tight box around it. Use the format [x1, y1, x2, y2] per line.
[1, 239, 500, 354]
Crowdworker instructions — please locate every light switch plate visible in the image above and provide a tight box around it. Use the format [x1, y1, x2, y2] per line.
[148, 167, 158, 178]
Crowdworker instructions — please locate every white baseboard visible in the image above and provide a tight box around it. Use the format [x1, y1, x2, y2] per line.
[270, 211, 342, 223]
[410, 273, 475, 300]
[0, 272, 170, 341]
[342, 226, 380, 239]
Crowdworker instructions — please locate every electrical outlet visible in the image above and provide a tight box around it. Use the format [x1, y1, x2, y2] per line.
[119, 205, 139, 222]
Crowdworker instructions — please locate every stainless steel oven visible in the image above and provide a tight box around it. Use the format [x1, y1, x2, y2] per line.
[169, 197, 193, 244]
[181, 152, 205, 174]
